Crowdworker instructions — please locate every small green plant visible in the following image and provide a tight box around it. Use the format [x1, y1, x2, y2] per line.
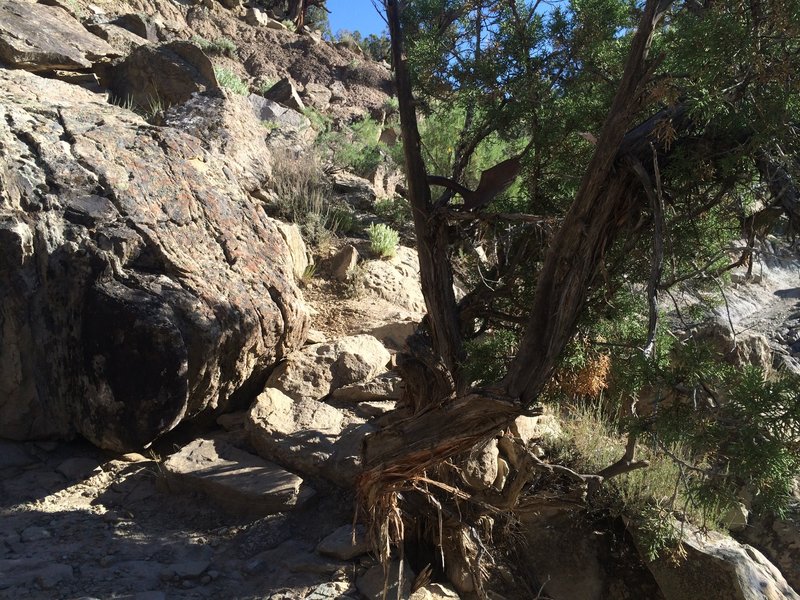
[113, 94, 136, 112]
[343, 263, 368, 298]
[300, 263, 316, 286]
[367, 223, 399, 259]
[191, 35, 237, 57]
[213, 66, 249, 96]
[383, 96, 400, 113]
[213, 37, 237, 57]
[329, 206, 357, 235]
[302, 106, 332, 133]
[319, 116, 386, 178]
[65, 0, 86, 19]
[144, 95, 165, 120]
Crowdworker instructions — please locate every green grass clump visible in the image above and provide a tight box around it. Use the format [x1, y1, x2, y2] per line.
[367, 223, 399, 259]
[213, 66, 248, 95]
[191, 36, 238, 57]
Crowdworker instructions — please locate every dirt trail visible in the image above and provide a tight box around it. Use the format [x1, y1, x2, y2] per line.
[0, 435, 363, 600]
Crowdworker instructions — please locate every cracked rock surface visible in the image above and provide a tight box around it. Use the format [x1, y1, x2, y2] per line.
[0, 68, 308, 452]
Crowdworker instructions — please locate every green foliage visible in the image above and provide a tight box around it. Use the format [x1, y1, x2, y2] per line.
[213, 66, 248, 95]
[374, 197, 411, 230]
[395, 0, 800, 555]
[329, 206, 358, 235]
[318, 116, 389, 178]
[462, 330, 519, 385]
[645, 361, 800, 519]
[302, 106, 332, 132]
[367, 223, 399, 259]
[300, 263, 316, 286]
[305, 5, 331, 36]
[419, 102, 527, 211]
[191, 35, 237, 57]
[555, 401, 727, 560]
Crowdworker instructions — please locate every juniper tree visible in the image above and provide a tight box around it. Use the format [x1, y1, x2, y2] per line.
[361, 0, 800, 589]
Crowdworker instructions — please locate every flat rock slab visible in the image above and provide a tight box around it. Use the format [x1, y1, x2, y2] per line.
[0, 1, 117, 71]
[163, 437, 314, 516]
[316, 524, 370, 560]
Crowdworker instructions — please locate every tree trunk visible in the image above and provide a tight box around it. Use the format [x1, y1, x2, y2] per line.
[386, 0, 465, 399]
[364, 0, 673, 473]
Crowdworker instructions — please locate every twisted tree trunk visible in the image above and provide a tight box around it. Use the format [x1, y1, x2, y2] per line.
[364, 0, 674, 477]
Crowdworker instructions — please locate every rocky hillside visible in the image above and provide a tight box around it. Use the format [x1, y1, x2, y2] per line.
[1, 1, 799, 599]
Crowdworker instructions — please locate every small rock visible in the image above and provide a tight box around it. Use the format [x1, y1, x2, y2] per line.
[245, 7, 269, 26]
[462, 439, 499, 491]
[410, 583, 462, 599]
[316, 524, 371, 560]
[722, 502, 749, 532]
[119, 452, 151, 463]
[330, 81, 347, 102]
[303, 82, 333, 111]
[20, 526, 51, 543]
[306, 581, 352, 599]
[265, 334, 391, 402]
[264, 77, 305, 112]
[331, 245, 360, 281]
[354, 400, 396, 419]
[330, 371, 402, 402]
[305, 329, 327, 345]
[56, 457, 100, 480]
[35, 563, 73, 589]
[356, 560, 413, 600]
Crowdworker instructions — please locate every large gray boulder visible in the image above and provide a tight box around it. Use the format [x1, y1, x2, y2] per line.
[106, 41, 218, 110]
[0, 68, 308, 451]
[164, 90, 275, 192]
[0, 1, 118, 72]
[641, 523, 799, 600]
[740, 509, 800, 591]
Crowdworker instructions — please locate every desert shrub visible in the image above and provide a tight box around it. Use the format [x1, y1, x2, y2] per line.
[191, 36, 237, 57]
[318, 117, 389, 178]
[213, 66, 248, 95]
[270, 151, 337, 246]
[367, 223, 399, 259]
[375, 197, 412, 230]
[302, 106, 332, 132]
